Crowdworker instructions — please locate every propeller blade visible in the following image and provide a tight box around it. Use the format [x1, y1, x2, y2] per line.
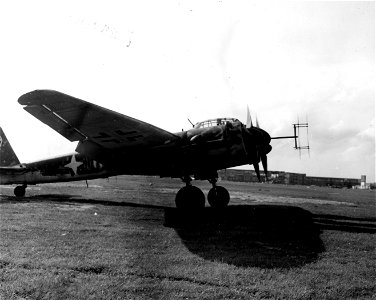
[261, 153, 268, 182]
[246, 106, 253, 128]
[253, 162, 261, 182]
[255, 116, 260, 128]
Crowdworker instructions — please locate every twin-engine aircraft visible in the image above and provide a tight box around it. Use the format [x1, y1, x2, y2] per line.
[0, 90, 304, 208]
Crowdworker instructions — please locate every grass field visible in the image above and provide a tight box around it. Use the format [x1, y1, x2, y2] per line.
[0, 176, 375, 299]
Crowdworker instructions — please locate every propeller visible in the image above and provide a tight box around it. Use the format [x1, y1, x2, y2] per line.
[246, 106, 253, 128]
[260, 145, 270, 181]
[243, 110, 271, 182]
[253, 158, 261, 182]
[251, 142, 271, 182]
[246, 106, 259, 128]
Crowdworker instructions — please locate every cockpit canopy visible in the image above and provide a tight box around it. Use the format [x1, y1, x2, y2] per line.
[194, 118, 241, 129]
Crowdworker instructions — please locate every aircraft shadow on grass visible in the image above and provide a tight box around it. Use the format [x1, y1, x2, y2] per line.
[2, 194, 375, 268]
[165, 205, 324, 269]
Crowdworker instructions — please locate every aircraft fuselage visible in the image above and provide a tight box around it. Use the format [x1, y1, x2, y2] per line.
[0, 153, 114, 185]
[0, 121, 251, 186]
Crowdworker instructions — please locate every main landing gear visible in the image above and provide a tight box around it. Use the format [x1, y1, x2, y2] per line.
[175, 176, 230, 209]
[175, 176, 205, 209]
[207, 178, 230, 208]
[14, 184, 27, 197]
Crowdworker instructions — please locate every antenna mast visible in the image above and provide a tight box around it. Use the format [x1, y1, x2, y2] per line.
[187, 118, 194, 128]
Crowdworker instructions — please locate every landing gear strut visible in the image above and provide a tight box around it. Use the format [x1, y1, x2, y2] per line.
[14, 184, 27, 197]
[207, 178, 230, 208]
[175, 176, 205, 209]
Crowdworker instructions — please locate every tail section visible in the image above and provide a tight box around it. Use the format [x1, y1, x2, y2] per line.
[0, 127, 20, 166]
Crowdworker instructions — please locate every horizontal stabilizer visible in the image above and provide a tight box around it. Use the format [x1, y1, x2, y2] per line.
[0, 165, 29, 174]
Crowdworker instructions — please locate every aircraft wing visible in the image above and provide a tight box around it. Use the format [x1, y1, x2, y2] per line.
[18, 90, 180, 151]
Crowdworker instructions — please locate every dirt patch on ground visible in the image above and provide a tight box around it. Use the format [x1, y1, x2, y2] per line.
[230, 192, 357, 206]
[54, 204, 96, 211]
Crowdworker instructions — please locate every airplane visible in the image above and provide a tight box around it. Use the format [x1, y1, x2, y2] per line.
[0, 90, 307, 208]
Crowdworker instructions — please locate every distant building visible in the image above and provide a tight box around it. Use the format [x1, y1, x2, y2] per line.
[271, 171, 306, 185]
[219, 169, 362, 188]
[361, 175, 366, 189]
[305, 176, 359, 188]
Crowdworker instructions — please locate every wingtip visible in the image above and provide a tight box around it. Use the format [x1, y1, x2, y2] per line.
[18, 90, 60, 105]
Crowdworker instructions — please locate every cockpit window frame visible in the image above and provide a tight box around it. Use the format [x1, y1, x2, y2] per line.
[194, 118, 240, 129]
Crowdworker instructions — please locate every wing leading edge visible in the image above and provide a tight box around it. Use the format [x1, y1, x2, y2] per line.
[18, 90, 180, 151]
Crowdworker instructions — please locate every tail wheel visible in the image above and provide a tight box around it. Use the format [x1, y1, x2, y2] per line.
[14, 185, 26, 197]
[175, 186, 205, 209]
[208, 186, 230, 208]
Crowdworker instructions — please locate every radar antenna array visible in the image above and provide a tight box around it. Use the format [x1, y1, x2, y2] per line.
[293, 120, 310, 158]
[270, 118, 310, 157]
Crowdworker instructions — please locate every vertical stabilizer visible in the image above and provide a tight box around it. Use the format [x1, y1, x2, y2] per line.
[0, 127, 20, 166]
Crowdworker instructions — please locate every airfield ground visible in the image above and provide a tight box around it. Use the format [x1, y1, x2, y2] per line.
[0, 175, 375, 299]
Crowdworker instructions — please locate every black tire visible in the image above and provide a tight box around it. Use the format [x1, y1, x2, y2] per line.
[14, 186, 26, 197]
[208, 186, 230, 208]
[175, 186, 205, 209]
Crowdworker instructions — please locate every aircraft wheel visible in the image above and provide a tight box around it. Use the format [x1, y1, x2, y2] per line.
[175, 186, 205, 209]
[14, 185, 26, 197]
[208, 186, 230, 208]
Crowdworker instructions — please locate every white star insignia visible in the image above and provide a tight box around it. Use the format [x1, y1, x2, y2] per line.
[64, 155, 83, 176]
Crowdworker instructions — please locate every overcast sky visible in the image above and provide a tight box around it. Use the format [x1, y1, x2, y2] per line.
[0, 1, 374, 181]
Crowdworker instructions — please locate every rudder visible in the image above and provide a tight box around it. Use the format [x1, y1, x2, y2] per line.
[0, 127, 20, 166]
